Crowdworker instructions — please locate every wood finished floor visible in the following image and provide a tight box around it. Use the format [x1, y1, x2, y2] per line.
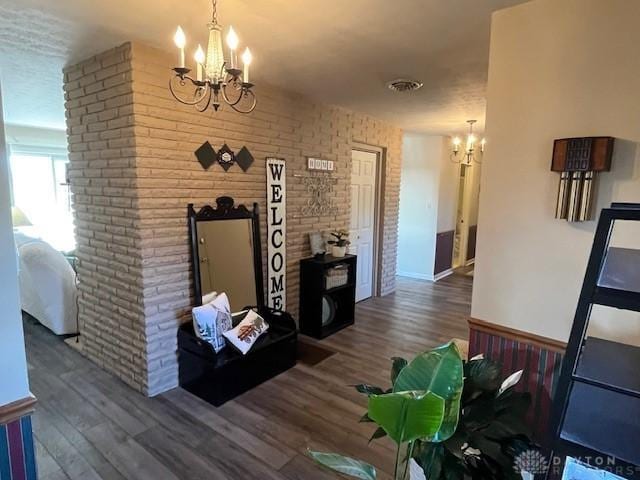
[26, 274, 472, 480]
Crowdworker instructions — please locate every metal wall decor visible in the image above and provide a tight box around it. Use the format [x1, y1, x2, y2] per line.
[551, 137, 614, 222]
[170, 0, 256, 114]
[236, 147, 254, 171]
[217, 144, 235, 171]
[194, 142, 254, 171]
[195, 141, 217, 170]
[294, 173, 338, 217]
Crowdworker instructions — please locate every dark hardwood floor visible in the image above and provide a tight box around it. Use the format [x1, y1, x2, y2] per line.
[25, 274, 472, 480]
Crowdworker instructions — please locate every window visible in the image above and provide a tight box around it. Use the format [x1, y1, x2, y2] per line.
[8, 145, 75, 252]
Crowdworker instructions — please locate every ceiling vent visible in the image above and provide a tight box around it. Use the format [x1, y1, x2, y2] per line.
[386, 79, 424, 93]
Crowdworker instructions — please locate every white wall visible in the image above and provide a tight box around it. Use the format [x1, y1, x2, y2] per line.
[0, 85, 31, 406]
[437, 150, 459, 233]
[398, 134, 464, 279]
[398, 134, 442, 279]
[472, 0, 640, 343]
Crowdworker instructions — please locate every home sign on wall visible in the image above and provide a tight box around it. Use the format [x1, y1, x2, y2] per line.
[307, 157, 334, 171]
[266, 158, 286, 311]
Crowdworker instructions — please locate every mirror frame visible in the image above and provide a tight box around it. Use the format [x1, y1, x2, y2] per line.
[188, 196, 265, 309]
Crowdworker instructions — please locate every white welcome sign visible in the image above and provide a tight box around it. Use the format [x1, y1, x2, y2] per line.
[266, 158, 286, 311]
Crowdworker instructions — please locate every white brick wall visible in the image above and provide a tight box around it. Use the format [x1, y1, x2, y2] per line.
[65, 42, 402, 396]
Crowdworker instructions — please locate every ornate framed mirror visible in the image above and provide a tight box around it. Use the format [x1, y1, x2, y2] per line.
[188, 196, 265, 311]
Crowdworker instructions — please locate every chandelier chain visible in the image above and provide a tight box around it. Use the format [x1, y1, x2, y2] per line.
[211, 0, 218, 24]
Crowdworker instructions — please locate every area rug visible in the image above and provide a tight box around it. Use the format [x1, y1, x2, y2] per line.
[297, 339, 337, 366]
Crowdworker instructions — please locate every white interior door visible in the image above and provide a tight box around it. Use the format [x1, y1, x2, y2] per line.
[350, 149, 378, 302]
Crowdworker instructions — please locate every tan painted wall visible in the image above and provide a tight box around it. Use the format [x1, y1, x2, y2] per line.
[64, 42, 402, 395]
[472, 0, 640, 343]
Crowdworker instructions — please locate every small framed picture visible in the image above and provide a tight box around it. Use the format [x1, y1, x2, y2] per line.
[308, 157, 315, 170]
[328, 161, 334, 171]
[314, 159, 322, 169]
[321, 160, 328, 170]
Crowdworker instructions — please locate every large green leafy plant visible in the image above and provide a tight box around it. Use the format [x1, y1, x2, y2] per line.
[309, 343, 536, 480]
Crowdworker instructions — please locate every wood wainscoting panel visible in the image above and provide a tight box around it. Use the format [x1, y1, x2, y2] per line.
[435, 230, 455, 274]
[468, 318, 566, 444]
[0, 415, 37, 480]
[0, 395, 36, 426]
[466, 224, 477, 261]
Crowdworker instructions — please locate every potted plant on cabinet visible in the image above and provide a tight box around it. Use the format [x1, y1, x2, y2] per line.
[328, 229, 351, 257]
[308, 342, 537, 479]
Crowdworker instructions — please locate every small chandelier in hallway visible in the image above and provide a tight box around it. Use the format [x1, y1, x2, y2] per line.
[170, 0, 256, 113]
[451, 120, 485, 165]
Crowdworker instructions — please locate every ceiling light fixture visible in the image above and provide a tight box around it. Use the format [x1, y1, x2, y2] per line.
[451, 120, 485, 165]
[170, 0, 256, 114]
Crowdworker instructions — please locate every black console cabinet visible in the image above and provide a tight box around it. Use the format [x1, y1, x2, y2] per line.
[178, 308, 297, 406]
[299, 254, 357, 339]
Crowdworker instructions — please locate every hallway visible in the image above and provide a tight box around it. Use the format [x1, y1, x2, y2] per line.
[26, 274, 472, 480]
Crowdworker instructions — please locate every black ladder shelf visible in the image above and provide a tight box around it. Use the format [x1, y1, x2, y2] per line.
[548, 203, 640, 479]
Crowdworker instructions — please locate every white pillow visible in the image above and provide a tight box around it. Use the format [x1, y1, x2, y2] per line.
[192, 292, 232, 353]
[202, 291, 218, 304]
[223, 309, 269, 355]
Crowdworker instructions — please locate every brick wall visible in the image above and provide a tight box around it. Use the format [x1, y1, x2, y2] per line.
[63, 44, 148, 390]
[64, 42, 402, 396]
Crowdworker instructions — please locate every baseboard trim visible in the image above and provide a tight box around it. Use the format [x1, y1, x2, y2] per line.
[397, 271, 434, 281]
[434, 268, 454, 281]
[468, 317, 566, 353]
[0, 394, 37, 425]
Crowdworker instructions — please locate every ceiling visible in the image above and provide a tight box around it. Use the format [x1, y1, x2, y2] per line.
[0, 0, 528, 134]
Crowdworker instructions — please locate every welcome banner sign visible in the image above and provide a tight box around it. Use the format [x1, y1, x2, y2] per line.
[266, 158, 286, 310]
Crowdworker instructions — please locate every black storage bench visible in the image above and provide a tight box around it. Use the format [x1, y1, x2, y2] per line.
[178, 308, 297, 406]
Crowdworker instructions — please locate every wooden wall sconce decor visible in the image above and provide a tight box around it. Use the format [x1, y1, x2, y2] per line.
[551, 137, 614, 222]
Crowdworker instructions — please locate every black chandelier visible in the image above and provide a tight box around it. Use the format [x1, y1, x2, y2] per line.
[170, 0, 256, 114]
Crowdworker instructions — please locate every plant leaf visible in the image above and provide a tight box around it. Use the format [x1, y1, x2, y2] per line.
[464, 358, 502, 392]
[497, 370, 523, 396]
[369, 426, 387, 443]
[307, 451, 376, 480]
[354, 384, 385, 396]
[368, 391, 445, 443]
[393, 342, 464, 442]
[391, 357, 408, 385]
[416, 442, 444, 480]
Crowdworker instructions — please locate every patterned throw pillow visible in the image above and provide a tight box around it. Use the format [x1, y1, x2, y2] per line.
[192, 293, 233, 353]
[222, 309, 269, 355]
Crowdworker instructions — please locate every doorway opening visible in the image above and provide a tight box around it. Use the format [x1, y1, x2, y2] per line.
[350, 147, 383, 302]
[452, 163, 479, 272]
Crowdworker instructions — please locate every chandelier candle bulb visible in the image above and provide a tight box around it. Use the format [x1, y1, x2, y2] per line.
[242, 47, 252, 83]
[453, 137, 461, 153]
[174, 26, 186, 68]
[194, 45, 205, 81]
[226, 26, 239, 68]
